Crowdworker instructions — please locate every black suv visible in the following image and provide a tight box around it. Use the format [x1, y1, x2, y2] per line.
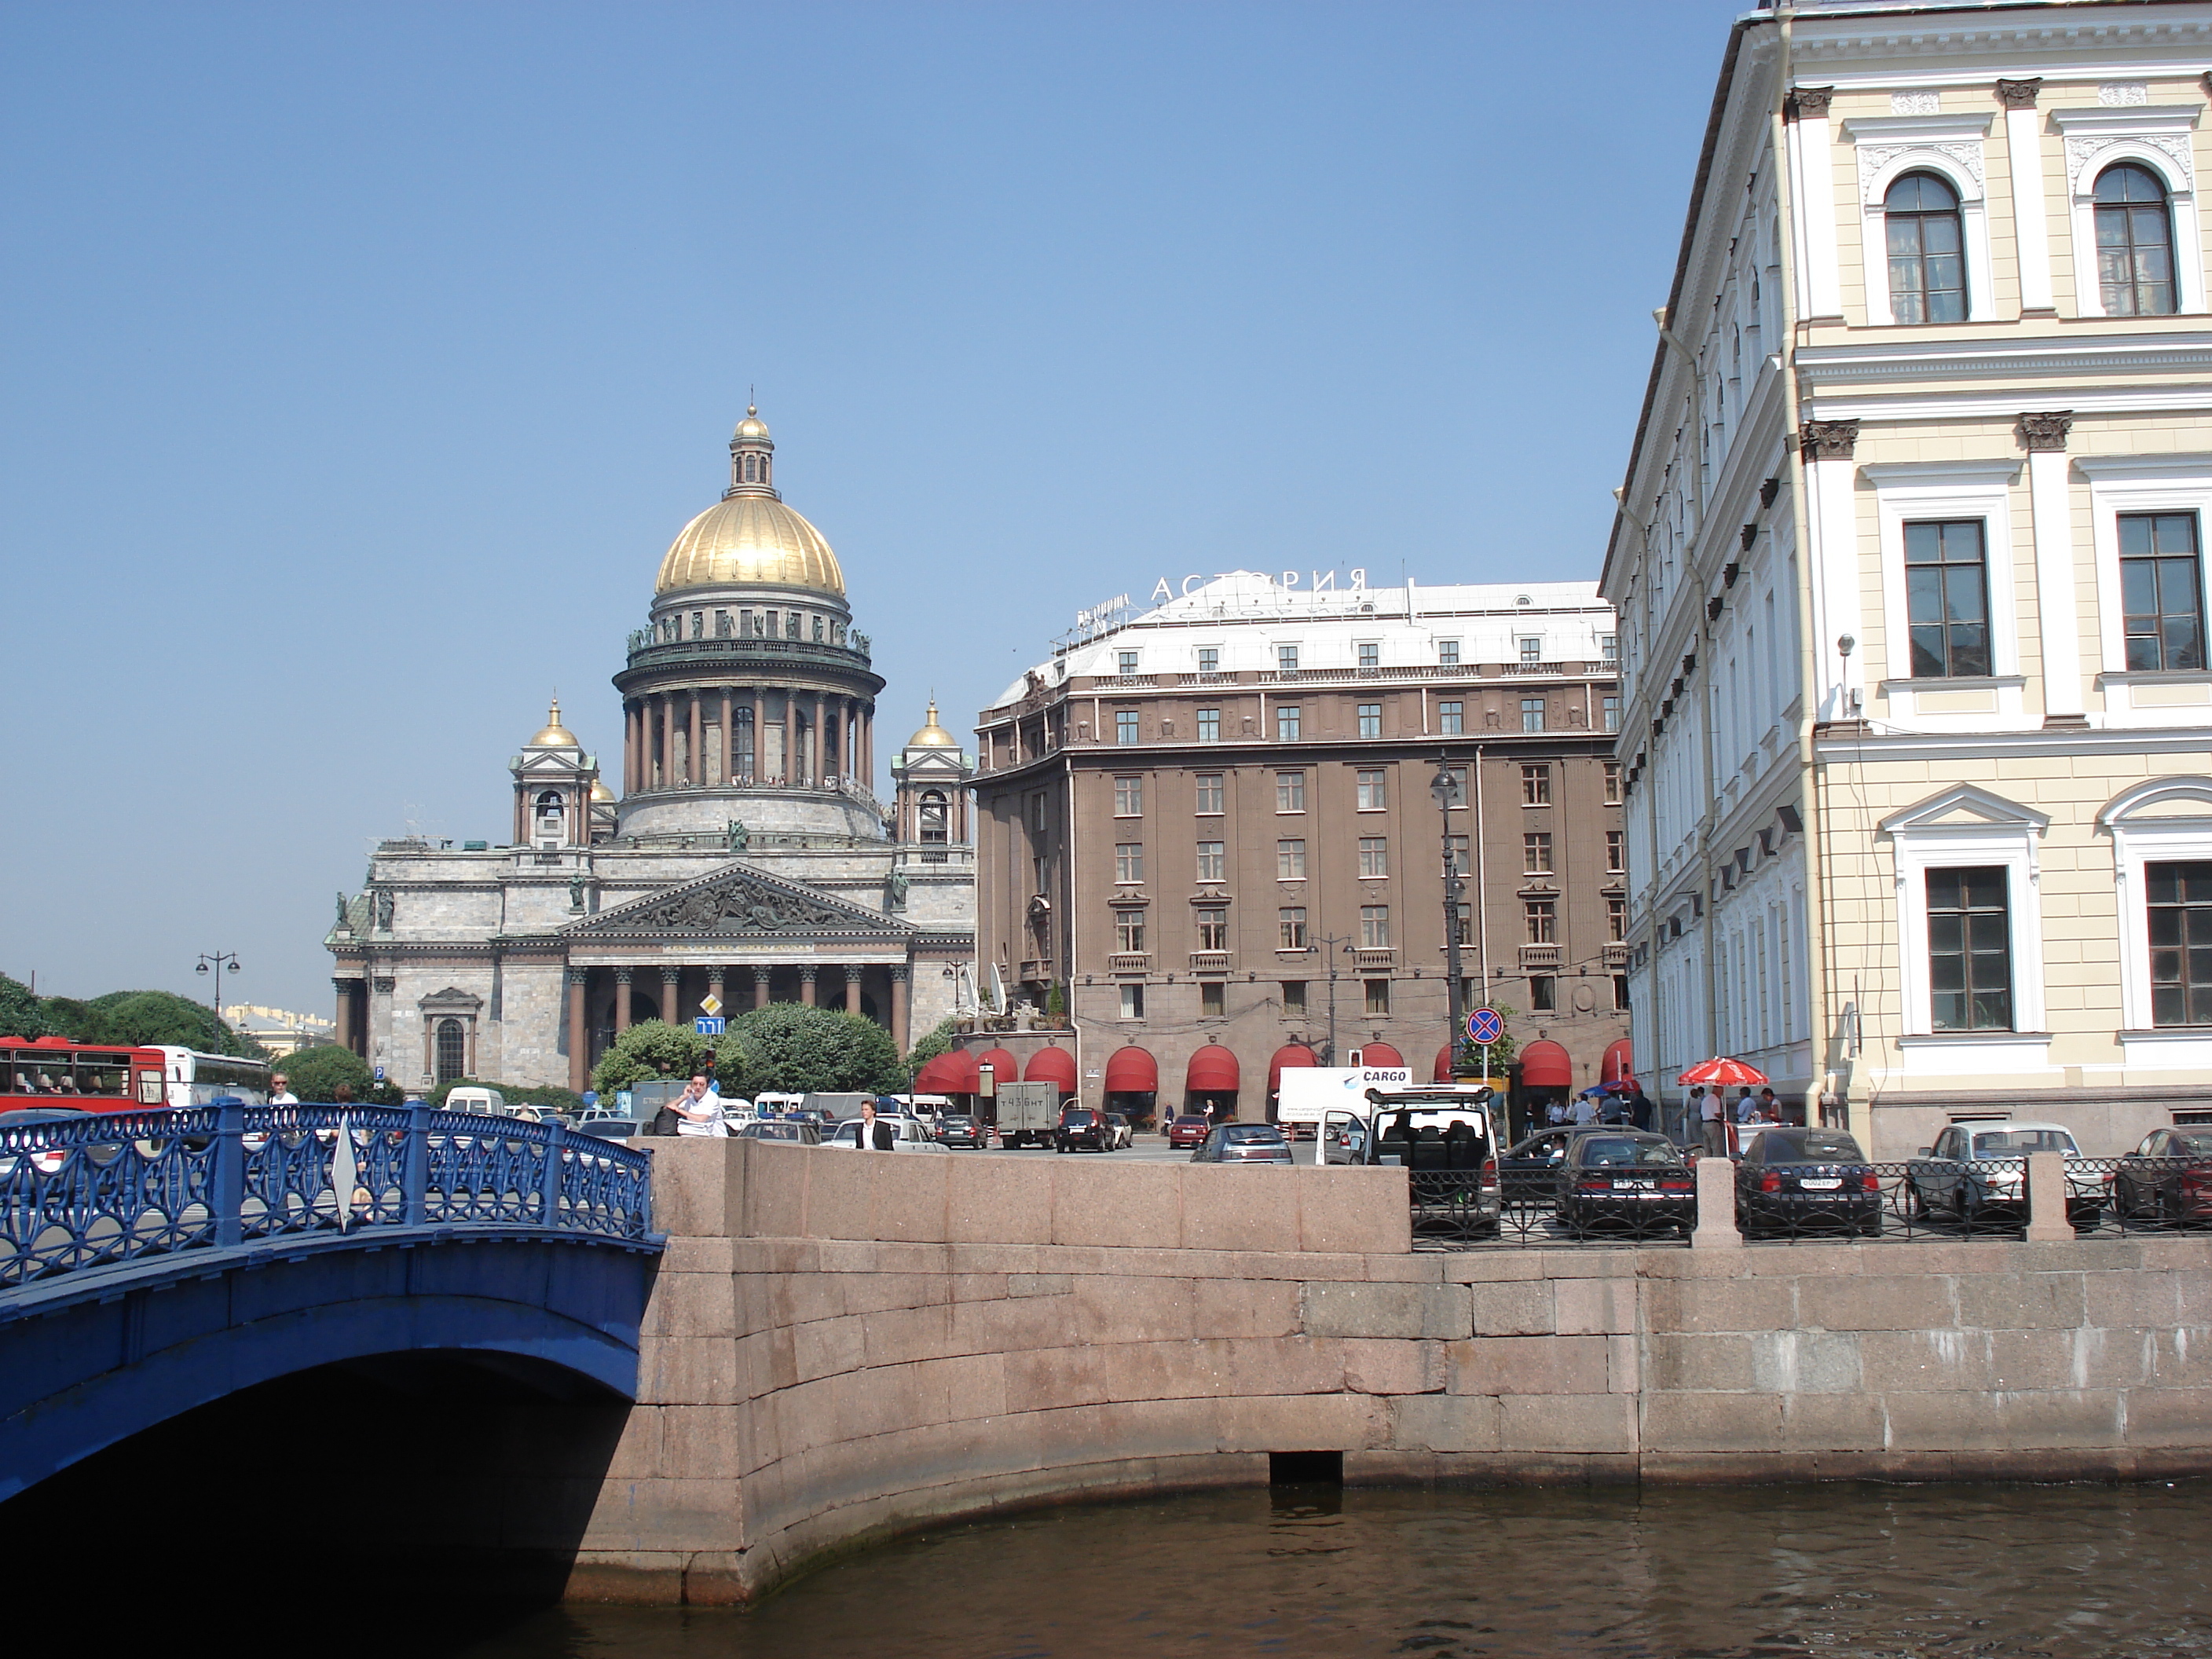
[1055, 1107, 1111, 1152]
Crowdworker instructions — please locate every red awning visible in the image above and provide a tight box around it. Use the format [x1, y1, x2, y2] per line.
[1357, 1041, 1404, 1070]
[1024, 1046, 1078, 1093]
[1266, 1043, 1318, 1095]
[910, 1055, 952, 1092]
[933, 1048, 981, 1094]
[1519, 1039, 1573, 1089]
[1601, 1038, 1635, 1084]
[1185, 1044, 1240, 1093]
[1102, 1046, 1158, 1094]
[976, 1048, 1021, 1087]
[1434, 1043, 1456, 1082]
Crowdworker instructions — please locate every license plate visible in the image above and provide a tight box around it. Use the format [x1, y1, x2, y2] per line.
[1613, 1180, 1654, 1191]
[1800, 1177, 1841, 1190]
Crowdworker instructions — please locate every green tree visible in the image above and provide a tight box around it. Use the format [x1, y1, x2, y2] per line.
[72, 991, 265, 1057]
[280, 1042, 373, 1101]
[591, 1020, 713, 1095]
[903, 1015, 958, 1074]
[733, 1004, 903, 1095]
[710, 1030, 754, 1097]
[0, 974, 53, 1038]
[1455, 1002, 1517, 1078]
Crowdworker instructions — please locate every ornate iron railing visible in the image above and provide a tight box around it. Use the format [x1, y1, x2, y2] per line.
[2068, 1156, 2207, 1236]
[1410, 1166, 1697, 1247]
[0, 1104, 655, 1289]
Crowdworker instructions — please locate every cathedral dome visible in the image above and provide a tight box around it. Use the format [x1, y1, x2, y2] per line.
[529, 699, 579, 747]
[654, 405, 846, 598]
[907, 701, 958, 749]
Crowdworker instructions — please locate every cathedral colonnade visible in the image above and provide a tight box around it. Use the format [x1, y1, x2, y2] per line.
[623, 687, 876, 793]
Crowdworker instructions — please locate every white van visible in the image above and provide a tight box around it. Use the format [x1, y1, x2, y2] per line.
[443, 1086, 508, 1118]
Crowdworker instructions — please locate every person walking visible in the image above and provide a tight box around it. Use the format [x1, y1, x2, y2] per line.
[1627, 1080, 1655, 1132]
[269, 1072, 298, 1106]
[858, 1096, 897, 1150]
[670, 1073, 727, 1137]
[1697, 1086, 1729, 1158]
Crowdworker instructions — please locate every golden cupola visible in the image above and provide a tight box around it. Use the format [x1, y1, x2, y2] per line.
[529, 698, 579, 747]
[654, 406, 846, 598]
[907, 700, 958, 749]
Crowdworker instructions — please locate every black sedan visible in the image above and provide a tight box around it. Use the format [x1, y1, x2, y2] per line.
[1735, 1128, 1882, 1238]
[1498, 1125, 1626, 1209]
[1555, 1133, 1696, 1238]
[1191, 1123, 1294, 1164]
[2113, 1126, 2212, 1225]
[935, 1114, 988, 1149]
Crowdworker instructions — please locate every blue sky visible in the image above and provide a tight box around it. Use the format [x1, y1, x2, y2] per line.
[2, 0, 1743, 1018]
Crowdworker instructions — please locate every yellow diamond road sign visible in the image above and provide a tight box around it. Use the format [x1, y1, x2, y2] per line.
[700, 994, 723, 1016]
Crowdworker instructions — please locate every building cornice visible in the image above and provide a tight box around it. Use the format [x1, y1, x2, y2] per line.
[1815, 723, 2212, 764]
[1796, 331, 2212, 390]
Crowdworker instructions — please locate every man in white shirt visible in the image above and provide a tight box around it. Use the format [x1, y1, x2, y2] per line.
[671, 1073, 727, 1137]
[1697, 1086, 1729, 1158]
[269, 1073, 298, 1106]
[857, 1097, 896, 1151]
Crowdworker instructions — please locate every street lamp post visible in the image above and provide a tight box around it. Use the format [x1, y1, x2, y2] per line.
[196, 951, 241, 1021]
[1313, 932, 1354, 1067]
[1432, 757, 1467, 1080]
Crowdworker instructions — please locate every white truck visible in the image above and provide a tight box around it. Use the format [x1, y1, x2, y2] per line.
[1276, 1067, 1413, 1142]
[992, 1080, 1060, 1149]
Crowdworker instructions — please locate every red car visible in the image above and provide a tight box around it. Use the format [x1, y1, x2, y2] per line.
[1166, 1114, 1210, 1148]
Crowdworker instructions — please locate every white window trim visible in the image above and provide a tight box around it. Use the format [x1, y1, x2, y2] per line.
[1840, 114, 1995, 325]
[1862, 461, 2023, 718]
[2100, 777, 2212, 1035]
[2053, 105, 2205, 317]
[1881, 784, 2049, 1038]
[2076, 456, 2212, 690]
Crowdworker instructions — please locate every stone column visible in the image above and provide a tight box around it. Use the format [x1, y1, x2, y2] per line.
[839, 969, 859, 1013]
[332, 978, 360, 1055]
[614, 968, 633, 1032]
[719, 688, 733, 785]
[567, 969, 589, 1093]
[624, 703, 638, 794]
[2021, 412, 2086, 727]
[1784, 87, 1841, 319]
[753, 966, 770, 1009]
[464, 1018, 478, 1079]
[1800, 419, 1864, 722]
[707, 966, 725, 1013]
[661, 965, 683, 1026]
[799, 966, 817, 1007]
[658, 698, 674, 789]
[751, 688, 764, 783]
[1998, 79, 2053, 311]
[783, 694, 796, 786]
[890, 964, 910, 1053]
[685, 694, 701, 787]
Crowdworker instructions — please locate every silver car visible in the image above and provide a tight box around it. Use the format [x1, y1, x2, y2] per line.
[1905, 1120, 2105, 1229]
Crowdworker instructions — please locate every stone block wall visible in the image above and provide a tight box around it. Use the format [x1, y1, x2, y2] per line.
[570, 1140, 2212, 1605]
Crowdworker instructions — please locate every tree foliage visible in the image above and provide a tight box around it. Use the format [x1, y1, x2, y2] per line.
[0, 974, 53, 1038]
[591, 1020, 713, 1095]
[60, 991, 266, 1058]
[1455, 1000, 1517, 1075]
[728, 1004, 903, 1096]
[279, 1042, 373, 1101]
[903, 1016, 958, 1072]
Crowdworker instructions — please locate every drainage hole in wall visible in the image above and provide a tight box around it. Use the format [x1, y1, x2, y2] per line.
[1269, 1450, 1344, 1486]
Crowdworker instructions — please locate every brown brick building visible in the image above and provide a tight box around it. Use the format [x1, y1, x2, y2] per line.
[972, 573, 1631, 1128]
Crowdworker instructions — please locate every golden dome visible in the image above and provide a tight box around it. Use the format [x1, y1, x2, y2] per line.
[529, 698, 579, 747]
[654, 494, 844, 597]
[734, 408, 771, 439]
[908, 700, 958, 749]
[590, 780, 617, 804]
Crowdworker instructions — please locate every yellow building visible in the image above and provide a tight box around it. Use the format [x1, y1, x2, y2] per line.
[1604, 2, 2212, 1156]
[221, 1005, 335, 1058]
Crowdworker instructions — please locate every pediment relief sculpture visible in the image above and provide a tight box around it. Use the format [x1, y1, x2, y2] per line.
[572, 866, 900, 936]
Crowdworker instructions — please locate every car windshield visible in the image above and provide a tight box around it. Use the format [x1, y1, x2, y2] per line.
[1580, 1137, 1679, 1168]
[2171, 1130, 2212, 1154]
[1063, 1112, 1095, 1126]
[943, 1117, 974, 1128]
[751, 1123, 806, 1140]
[1769, 1132, 1865, 1162]
[1222, 1125, 1286, 1143]
[1972, 1129, 2077, 1156]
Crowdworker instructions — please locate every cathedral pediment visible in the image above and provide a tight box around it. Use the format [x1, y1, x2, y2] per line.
[563, 860, 910, 938]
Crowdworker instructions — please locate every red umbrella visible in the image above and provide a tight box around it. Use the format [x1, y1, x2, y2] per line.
[1677, 1057, 1768, 1087]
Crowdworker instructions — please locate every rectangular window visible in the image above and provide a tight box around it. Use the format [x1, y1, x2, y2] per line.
[1277, 643, 1299, 672]
[1116, 709, 1141, 743]
[1357, 702, 1382, 738]
[1522, 764, 1551, 806]
[1442, 764, 1467, 807]
[1032, 854, 1047, 895]
[1195, 772, 1224, 814]
[1364, 979, 1391, 1015]
[1454, 902, 1472, 947]
[1445, 833, 1470, 875]
[1361, 905, 1391, 948]
[1114, 775, 1143, 816]
[1200, 980, 1225, 1016]
[1115, 910, 1146, 953]
[1031, 793, 1047, 832]
[1279, 906, 1308, 950]
[1530, 975, 1556, 1012]
[1602, 695, 1621, 732]
[1358, 836, 1389, 877]
[1277, 839, 1307, 880]
[1521, 697, 1547, 733]
[1437, 639, 1460, 666]
[1196, 840, 1226, 882]
[1119, 982, 1145, 1019]
[1606, 830, 1626, 872]
[1523, 832, 1552, 873]
[1197, 708, 1221, 742]
[1905, 519, 1990, 679]
[1118, 650, 1139, 675]
[1600, 633, 1617, 661]
[1198, 646, 1219, 675]
[1438, 700, 1464, 735]
[1525, 900, 1556, 943]
[1614, 974, 1632, 1012]
[1927, 866, 2012, 1031]
[1603, 762, 1621, 804]
[1276, 705, 1302, 740]
[1281, 980, 1307, 1013]
[1607, 898, 1628, 942]
[1520, 636, 1543, 665]
[1357, 769, 1387, 811]
[1276, 771, 1306, 812]
[1115, 843, 1144, 884]
[1196, 907, 1229, 951]
[2148, 860, 2212, 1025]
[1358, 642, 1379, 670]
[2120, 512, 2207, 672]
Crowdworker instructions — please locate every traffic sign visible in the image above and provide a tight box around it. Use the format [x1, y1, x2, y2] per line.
[699, 994, 723, 1016]
[694, 1016, 727, 1036]
[373, 1066, 386, 1081]
[1467, 1007, 1504, 1046]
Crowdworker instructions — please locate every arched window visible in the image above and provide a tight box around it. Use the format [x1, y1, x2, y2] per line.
[535, 789, 565, 845]
[1884, 171, 1965, 323]
[2095, 163, 2177, 317]
[435, 1019, 465, 1084]
[920, 789, 948, 844]
[743, 454, 757, 482]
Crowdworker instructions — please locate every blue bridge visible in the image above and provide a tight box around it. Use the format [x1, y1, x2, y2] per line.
[0, 1104, 661, 1507]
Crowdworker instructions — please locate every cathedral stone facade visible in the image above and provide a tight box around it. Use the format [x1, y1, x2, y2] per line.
[326, 411, 975, 1093]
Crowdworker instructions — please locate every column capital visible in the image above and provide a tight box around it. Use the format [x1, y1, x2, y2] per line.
[614, 966, 634, 984]
[661, 964, 682, 984]
[372, 976, 396, 994]
[890, 964, 910, 983]
[2018, 410, 2075, 452]
[1995, 77, 2042, 110]
[332, 975, 364, 991]
[1784, 86, 1833, 122]
[798, 965, 818, 983]
[567, 966, 590, 985]
[1798, 419, 1859, 461]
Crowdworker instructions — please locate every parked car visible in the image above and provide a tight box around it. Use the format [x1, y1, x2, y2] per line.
[735, 1120, 822, 1145]
[1191, 1123, 1293, 1164]
[1734, 1127, 1882, 1238]
[572, 1117, 644, 1141]
[1104, 1111, 1134, 1150]
[1166, 1114, 1210, 1148]
[1496, 1125, 1625, 1208]
[824, 1115, 939, 1150]
[0, 1105, 108, 1177]
[1555, 1132, 1696, 1238]
[935, 1114, 988, 1149]
[2111, 1126, 2212, 1225]
[1055, 1107, 1113, 1153]
[442, 1086, 508, 1118]
[1904, 1121, 2106, 1230]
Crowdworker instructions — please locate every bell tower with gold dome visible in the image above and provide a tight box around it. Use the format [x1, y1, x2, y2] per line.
[613, 408, 888, 839]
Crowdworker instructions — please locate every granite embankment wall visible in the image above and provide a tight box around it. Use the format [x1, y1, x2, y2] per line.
[567, 1141, 2212, 1605]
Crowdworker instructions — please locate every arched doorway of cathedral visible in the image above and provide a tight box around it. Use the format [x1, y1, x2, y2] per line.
[434, 1020, 465, 1085]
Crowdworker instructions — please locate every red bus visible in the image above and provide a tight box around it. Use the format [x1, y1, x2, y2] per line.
[1, 1036, 169, 1112]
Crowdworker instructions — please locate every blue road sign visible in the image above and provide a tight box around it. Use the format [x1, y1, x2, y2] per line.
[694, 1016, 727, 1036]
[373, 1066, 386, 1081]
[1467, 1007, 1504, 1046]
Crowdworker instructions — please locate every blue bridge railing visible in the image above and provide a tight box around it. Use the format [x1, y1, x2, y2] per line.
[0, 1104, 656, 1290]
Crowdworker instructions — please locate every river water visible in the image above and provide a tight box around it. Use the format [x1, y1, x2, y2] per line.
[466, 1480, 2212, 1658]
